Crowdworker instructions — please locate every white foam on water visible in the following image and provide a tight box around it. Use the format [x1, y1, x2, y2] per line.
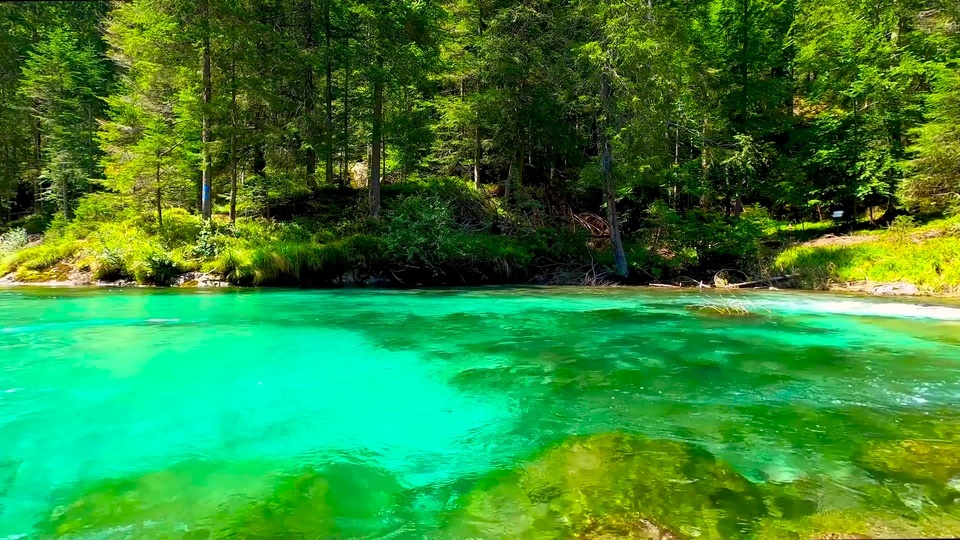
[751, 296, 960, 321]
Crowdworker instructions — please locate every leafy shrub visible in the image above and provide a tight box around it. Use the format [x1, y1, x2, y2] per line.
[637, 202, 767, 278]
[131, 248, 180, 285]
[16, 213, 52, 234]
[0, 228, 28, 258]
[379, 193, 554, 282]
[73, 193, 130, 226]
[382, 194, 461, 273]
[89, 246, 127, 281]
[156, 208, 203, 247]
[193, 221, 229, 258]
[207, 245, 255, 284]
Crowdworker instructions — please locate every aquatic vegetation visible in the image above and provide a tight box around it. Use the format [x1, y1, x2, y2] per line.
[215, 462, 405, 539]
[38, 461, 278, 538]
[5, 288, 960, 539]
[445, 434, 769, 539]
[444, 431, 960, 540]
[35, 460, 407, 539]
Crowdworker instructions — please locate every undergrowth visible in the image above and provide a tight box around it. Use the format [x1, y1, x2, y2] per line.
[774, 215, 960, 293]
[1, 177, 590, 286]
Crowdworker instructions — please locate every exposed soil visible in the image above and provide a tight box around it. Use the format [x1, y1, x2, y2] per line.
[802, 234, 879, 248]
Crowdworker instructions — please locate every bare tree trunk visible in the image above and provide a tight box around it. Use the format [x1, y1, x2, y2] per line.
[369, 74, 383, 217]
[304, 0, 318, 190]
[30, 9, 41, 215]
[229, 58, 238, 224]
[473, 126, 482, 190]
[33, 117, 40, 214]
[156, 155, 163, 229]
[740, 0, 750, 127]
[504, 159, 513, 204]
[201, 0, 213, 220]
[60, 173, 71, 220]
[519, 145, 525, 190]
[341, 37, 349, 189]
[87, 104, 94, 178]
[323, 0, 334, 185]
[473, 9, 486, 191]
[600, 63, 628, 278]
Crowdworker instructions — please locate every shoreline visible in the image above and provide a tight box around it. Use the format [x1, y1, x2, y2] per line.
[3, 273, 958, 300]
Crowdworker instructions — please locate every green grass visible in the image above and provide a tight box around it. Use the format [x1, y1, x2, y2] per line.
[0, 178, 591, 287]
[774, 216, 960, 293]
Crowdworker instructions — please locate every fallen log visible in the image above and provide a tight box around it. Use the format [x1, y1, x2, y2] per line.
[727, 274, 799, 289]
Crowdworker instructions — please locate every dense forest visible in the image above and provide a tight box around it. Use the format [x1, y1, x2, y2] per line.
[0, 0, 958, 288]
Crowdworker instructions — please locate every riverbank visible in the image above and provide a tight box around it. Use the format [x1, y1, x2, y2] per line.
[3, 182, 958, 295]
[772, 215, 960, 297]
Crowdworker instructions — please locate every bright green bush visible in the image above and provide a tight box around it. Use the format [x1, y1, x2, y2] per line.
[130, 248, 180, 285]
[1, 239, 82, 274]
[154, 208, 204, 247]
[0, 228, 28, 258]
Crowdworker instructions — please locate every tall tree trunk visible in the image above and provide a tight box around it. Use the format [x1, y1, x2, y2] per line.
[369, 74, 383, 217]
[341, 37, 349, 189]
[473, 8, 486, 190]
[254, 143, 266, 177]
[473, 126, 482, 190]
[323, 0, 334, 185]
[504, 158, 513, 204]
[230, 59, 238, 224]
[201, 0, 213, 220]
[60, 175, 70, 220]
[156, 155, 163, 229]
[740, 0, 750, 128]
[600, 63, 628, 278]
[304, 0, 317, 189]
[33, 117, 40, 214]
[87, 104, 95, 178]
[30, 7, 41, 215]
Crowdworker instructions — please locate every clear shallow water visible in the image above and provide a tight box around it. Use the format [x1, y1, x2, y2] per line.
[1, 287, 960, 539]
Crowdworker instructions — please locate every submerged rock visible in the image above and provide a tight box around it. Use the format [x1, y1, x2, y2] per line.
[37, 460, 405, 539]
[445, 434, 767, 539]
[445, 432, 960, 540]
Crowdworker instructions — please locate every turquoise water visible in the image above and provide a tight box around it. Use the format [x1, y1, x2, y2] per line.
[1, 287, 960, 538]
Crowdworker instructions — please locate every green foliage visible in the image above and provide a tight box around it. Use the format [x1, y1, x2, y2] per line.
[155, 208, 203, 247]
[902, 63, 960, 212]
[633, 201, 770, 279]
[775, 217, 960, 292]
[20, 27, 107, 218]
[1, 0, 958, 288]
[1, 239, 80, 275]
[0, 228, 27, 258]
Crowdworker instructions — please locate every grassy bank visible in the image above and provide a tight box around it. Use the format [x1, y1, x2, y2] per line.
[4, 178, 959, 293]
[774, 215, 960, 294]
[0, 178, 590, 287]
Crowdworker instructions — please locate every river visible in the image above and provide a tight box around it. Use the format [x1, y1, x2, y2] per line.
[1, 287, 959, 538]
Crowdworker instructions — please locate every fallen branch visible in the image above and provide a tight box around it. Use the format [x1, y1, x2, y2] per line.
[726, 274, 799, 289]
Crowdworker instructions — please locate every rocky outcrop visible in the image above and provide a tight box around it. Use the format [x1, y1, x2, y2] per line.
[870, 282, 921, 296]
[174, 272, 231, 288]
